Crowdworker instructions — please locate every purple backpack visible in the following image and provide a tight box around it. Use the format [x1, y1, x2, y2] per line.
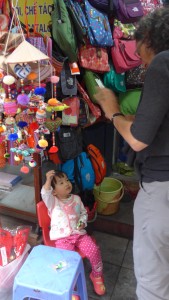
[114, 0, 143, 23]
[88, 0, 113, 12]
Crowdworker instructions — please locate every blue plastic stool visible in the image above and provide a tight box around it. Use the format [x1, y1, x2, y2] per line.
[13, 245, 88, 300]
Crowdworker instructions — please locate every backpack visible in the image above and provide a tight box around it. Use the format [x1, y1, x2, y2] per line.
[61, 158, 75, 183]
[51, 0, 78, 62]
[88, 0, 114, 13]
[61, 152, 95, 191]
[87, 144, 106, 185]
[74, 152, 95, 191]
[78, 0, 114, 47]
[56, 126, 82, 162]
[66, 0, 87, 44]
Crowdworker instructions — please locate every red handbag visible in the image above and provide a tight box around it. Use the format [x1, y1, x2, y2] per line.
[111, 38, 142, 73]
[78, 42, 110, 73]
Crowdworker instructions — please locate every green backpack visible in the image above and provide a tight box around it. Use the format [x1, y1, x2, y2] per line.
[51, 0, 78, 63]
[119, 88, 141, 115]
[83, 70, 104, 104]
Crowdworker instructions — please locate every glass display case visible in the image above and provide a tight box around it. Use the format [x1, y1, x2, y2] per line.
[0, 154, 42, 222]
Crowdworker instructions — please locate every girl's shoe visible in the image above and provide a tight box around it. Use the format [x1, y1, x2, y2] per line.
[72, 296, 80, 300]
[90, 273, 106, 296]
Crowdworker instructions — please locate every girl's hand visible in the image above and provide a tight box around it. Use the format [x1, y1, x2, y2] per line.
[76, 221, 85, 230]
[46, 170, 55, 182]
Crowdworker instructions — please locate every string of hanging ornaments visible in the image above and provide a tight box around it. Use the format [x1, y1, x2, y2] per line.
[0, 0, 69, 173]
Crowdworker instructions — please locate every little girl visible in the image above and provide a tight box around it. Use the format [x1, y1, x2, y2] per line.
[41, 170, 105, 296]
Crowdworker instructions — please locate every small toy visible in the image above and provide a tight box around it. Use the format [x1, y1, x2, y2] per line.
[76, 220, 83, 229]
[54, 260, 67, 270]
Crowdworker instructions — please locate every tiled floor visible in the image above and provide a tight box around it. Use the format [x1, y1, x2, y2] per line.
[84, 231, 137, 300]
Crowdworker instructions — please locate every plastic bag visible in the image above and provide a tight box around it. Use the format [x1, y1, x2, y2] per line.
[0, 226, 31, 266]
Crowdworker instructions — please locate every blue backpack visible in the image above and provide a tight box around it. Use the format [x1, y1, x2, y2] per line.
[61, 159, 75, 183]
[88, 0, 114, 13]
[75, 0, 113, 47]
[61, 152, 95, 191]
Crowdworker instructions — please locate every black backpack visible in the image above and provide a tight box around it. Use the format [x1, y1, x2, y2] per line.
[56, 126, 82, 162]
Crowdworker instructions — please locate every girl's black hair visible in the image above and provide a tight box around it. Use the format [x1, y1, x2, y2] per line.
[51, 171, 67, 190]
[134, 7, 169, 54]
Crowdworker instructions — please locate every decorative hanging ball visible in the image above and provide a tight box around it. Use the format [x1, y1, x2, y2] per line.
[14, 155, 21, 162]
[29, 160, 37, 167]
[3, 75, 15, 85]
[10, 148, 17, 153]
[0, 125, 4, 134]
[48, 145, 58, 154]
[8, 132, 18, 141]
[17, 121, 28, 128]
[27, 72, 38, 81]
[0, 70, 4, 81]
[17, 93, 29, 106]
[29, 148, 35, 154]
[22, 150, 30, 157]
[5, 117, 15, 126]
[50, 75, 59, 84]
[3, 100, 17, 116]
[38, 136, 48, 148]
[4, 152, 10, 159]
[14, 63, 31, 79]
[34, 87, 46, 96]
[20, 165, 30, 174]
[47, 98, 59, 106]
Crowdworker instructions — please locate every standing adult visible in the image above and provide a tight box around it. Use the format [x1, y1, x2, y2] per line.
[95, 8, 169, 300]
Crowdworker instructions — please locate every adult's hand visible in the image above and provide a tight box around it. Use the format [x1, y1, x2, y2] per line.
[94, 87, 120, 120]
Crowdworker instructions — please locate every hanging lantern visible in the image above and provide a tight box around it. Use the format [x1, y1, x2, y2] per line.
[3, 100, 17, 116]
[3, 75, 15, 85]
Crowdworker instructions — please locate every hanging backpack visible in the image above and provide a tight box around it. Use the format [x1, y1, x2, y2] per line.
[78, 0, 114, 47]
[88, 0, 114, 13]
[51, 0, 78, 62]
[87, 144, 106, 185]
[61, 158, 75, 183]
[56, 126, 82, 162]
[61, 151, 95, 191]
[74, 152, 95, 191]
